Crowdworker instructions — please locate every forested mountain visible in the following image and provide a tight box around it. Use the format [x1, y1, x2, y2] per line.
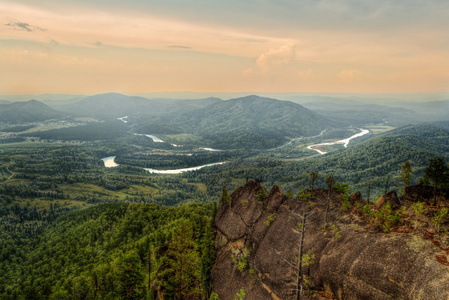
[381, 123, 449, 138]
[138, 95, 336, 149]
[54, 92, 221, 119]
[0, 100, 67, 124]
[300, 99, 416, 126]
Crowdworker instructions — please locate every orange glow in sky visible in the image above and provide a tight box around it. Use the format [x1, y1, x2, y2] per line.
[1, 0, 449, 94]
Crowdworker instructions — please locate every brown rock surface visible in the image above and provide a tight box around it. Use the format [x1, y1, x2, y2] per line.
[212, 181, 449, 300]
[375, 190, 400, 210]
[349, 191, 363, 206]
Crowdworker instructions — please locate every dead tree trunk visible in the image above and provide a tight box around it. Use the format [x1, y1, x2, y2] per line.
[295, 211, 315, 300]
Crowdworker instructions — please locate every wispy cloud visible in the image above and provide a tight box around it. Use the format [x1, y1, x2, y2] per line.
[5, 21, 46, 32]
[298, 69, 314, 79]
[169, 45, 192, 49]
[256, 44, 297, 73]
[338, 69, 363, 82]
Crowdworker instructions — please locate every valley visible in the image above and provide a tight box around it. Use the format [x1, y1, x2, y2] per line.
[0, 92, 449, 299]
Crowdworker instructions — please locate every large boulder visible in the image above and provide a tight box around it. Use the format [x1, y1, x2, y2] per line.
[375, 190, 400, 210]
[349, 192, 363, 206]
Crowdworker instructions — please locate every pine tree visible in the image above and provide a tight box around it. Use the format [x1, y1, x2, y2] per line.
[200, 218, 216, 298]
[424, 157, 449, 206]
[400, 161, 412, 195]
[159, 221, 201, 299]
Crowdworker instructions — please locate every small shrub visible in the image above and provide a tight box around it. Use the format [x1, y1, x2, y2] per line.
[330, 224, 341, 240]
[432, 208, 448, 233]
[256, 188, 267, 201]
[210, 293, 220, 300]
[249, 267, 257, 276]
[341, 194, 351, 211]
[375, 202, 401, 232]
[286, 189, 294, 199]
[412, 202, 427, 217]
[299, 191, 314, 202]
[237, 256, 248, 273]
[362, 204, 371, 215]
[302, 250, 315, 267]
[334, 182, 351, 195]
[241, 199, 249, 209]
[234, 287, 245, 300]
[264, 214, 276, 226]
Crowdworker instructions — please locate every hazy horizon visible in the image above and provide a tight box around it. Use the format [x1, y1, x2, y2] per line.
[1, 91, 449, 104]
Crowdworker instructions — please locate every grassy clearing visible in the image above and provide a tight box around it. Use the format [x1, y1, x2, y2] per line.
[162, 133, 204, 144]
[125, 184, 159, 195]
[188, 182, 208, 193]
[365, 125, 395, 134]
[16, 198, 87, 209]
[231, 178, 246, 187]
[57, 183, 128, 200]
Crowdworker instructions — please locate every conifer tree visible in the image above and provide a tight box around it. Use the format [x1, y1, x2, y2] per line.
[159, 221, 201, 299]
[424, 157, 449, 206]
[400, 161, 412, 195]
[200, 219, 216, 298]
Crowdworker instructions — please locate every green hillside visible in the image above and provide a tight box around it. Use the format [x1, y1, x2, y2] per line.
[139, 95, 336, 149]
[0, 100, 67, 124]
[184, 124, 449, 197]
[56, 93, 221, 120]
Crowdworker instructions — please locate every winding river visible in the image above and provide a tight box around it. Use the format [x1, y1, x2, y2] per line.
[144, 162, 226, 174]
[101, 156, 225, 174]
[117, 116, 128, 123]
[307, 128, 369, 155]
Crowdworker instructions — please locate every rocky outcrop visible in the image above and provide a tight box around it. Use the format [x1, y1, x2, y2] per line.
[375, 190, 400, 210]
[348, 191, 363, 206]
[212, 181, 449, 300]
[400, 185, 449, 205]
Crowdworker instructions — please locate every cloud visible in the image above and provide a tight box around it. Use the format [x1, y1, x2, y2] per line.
[298, 69, 314, 79]
[256, 44, 297, 73]
[42, 39, 59, 52]
[5, 21, 46, 32]
[338, 69, 363, 82]
[242, 68, 254, 77]
[168, 45, 192, 49]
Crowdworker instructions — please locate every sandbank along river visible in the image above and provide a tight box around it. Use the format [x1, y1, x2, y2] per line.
[307, 129, 369, 155]
[101, 156, 225, 174]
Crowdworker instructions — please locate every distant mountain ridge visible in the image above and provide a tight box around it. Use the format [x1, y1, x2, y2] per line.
[139, 95, 336, 149]
[55, 92, 222, 119]
[0, 100, 67, 123]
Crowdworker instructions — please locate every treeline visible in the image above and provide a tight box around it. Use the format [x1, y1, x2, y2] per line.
[116, 149, 254, 170]
[19, 121, 128, 141]
[0, 125, 36, 132]
[0, 203, 216, 300]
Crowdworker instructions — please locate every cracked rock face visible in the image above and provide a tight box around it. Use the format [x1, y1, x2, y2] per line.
[212, 181, 449, 300]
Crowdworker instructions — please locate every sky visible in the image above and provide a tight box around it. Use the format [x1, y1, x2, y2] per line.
[1, 0, 449, 95]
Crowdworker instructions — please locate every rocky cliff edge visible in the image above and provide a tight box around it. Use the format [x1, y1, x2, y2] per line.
[212, 181, 449, 300]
